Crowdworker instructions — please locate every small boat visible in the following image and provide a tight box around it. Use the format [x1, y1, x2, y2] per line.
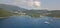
[44, 21, 50, 24]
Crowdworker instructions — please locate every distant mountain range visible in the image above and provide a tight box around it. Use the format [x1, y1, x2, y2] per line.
[0, 4, 49, 13]
[0, 4, 60, 18]
[0, 4, 56, 12]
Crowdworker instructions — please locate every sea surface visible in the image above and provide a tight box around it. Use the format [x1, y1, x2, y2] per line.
[0, 15, 60, 28]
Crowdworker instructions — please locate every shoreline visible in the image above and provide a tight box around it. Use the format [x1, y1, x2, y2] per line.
[0, 17, 6, 18]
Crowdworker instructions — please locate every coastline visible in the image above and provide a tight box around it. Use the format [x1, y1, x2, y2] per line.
[0, 17, 6, 18]
[0, 17, 9, 19]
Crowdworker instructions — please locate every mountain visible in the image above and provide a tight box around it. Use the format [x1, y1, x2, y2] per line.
[0, 4, 49, 13]
[0, 4, 27, 11]
[0, 4, 26, 17]
[0, 8, 13, 17]
[0, 4, 57, 18]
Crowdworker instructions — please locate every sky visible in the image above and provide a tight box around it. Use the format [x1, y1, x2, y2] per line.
[0, 0, 60, 10]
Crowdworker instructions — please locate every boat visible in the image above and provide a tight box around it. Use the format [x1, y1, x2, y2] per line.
[44, 21, 50, 24]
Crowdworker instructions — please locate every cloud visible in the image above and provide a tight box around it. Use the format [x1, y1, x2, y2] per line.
[0, 0, 41, 9]
[11, 0, 41, 9]
[34, 1, 41, 7]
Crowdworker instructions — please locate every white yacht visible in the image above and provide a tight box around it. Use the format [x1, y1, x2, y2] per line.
[44, 21, 50, 24]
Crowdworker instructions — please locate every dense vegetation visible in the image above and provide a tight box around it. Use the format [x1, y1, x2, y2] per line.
[0, 8, 13, 17]
[46, 10, 60, 18]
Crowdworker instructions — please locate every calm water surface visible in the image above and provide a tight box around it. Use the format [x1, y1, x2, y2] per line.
[0, 16, 60, 28]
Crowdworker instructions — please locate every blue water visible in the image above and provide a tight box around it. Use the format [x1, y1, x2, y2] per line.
[0, 16, 60, 28]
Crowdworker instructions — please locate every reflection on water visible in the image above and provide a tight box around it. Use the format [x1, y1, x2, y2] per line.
[0, 16, 60, 28]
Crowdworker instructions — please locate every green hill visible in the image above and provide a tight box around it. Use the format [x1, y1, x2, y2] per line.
[0, 8, 13, 17]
